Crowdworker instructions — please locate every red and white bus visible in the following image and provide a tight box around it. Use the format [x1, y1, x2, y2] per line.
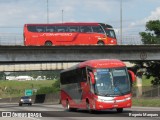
[24, 23, 117, 46]
[60, 59, 136, 113]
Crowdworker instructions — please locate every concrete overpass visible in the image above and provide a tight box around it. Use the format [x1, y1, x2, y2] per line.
[0, 63, 78, 72]
[0, 62, 134, 72]
[0, 45, 159, 63]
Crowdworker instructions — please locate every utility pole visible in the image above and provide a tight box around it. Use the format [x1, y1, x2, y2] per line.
[47, 0, 49, 23]
[62, 9, 64, 24]
[120, 0, 122, 44]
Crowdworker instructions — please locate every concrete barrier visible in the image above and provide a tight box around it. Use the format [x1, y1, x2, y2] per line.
[0, 93, 60, 104]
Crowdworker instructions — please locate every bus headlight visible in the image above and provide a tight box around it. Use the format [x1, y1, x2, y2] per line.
[111, 40, 114, 43]
[95, 98, 114, 103]
[125, 97, 131, 101]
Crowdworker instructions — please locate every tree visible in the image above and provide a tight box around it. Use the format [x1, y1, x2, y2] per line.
[140, 20, 160, 44]
[0, 72, 6, 80]
[138, 20, 160, 85]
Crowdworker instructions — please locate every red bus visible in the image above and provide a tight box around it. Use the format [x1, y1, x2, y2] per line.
[24, 23, 117, 46]
[60, 59, 136, 113]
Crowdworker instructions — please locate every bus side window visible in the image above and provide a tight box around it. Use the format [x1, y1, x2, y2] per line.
[46, 26, 56, 32]
[27, 26, 37, 32]
[80, 26, 92, 33]
[92, 26, 104, 34]
[69, 26, 79, 32]
[36, 26, 45, 32]
[56, 26, 68, 32]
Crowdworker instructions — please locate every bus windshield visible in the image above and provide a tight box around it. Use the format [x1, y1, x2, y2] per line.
[94, 68, 130, 96]
[105, 29, 116, 39]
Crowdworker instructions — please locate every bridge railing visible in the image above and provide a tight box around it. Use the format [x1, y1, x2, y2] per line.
[0, 33, 23, 46]
[0, 33, 143, 45]
[132, 86, 160, 98]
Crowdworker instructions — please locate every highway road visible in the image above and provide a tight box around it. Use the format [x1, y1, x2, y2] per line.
[0, 103, 159, 120]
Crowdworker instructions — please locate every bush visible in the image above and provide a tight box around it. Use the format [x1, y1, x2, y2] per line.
[36, 80, 60, 94]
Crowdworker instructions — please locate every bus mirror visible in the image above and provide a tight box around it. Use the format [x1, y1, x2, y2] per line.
[128, 70, 136, 82]
[89, 72, 95, 84]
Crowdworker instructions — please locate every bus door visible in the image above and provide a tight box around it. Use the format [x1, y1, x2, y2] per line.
[91, 26, 106, 44]
[86, 68, 95, 101]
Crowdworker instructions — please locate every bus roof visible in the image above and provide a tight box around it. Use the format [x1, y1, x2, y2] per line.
[79, 59, 126, 68]
[24, 22, 112, 27]
[61, 59, 126, 73]
[24, 22, 113, 28]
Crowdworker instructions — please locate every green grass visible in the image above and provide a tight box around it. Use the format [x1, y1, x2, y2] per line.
[132, 98, 160, 107]
[132, 76, 160, 107]
[0, 80, 55, 98]
[141, 76, 154, 86]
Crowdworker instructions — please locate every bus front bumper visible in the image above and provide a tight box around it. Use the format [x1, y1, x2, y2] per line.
[93, 96, 132, 110]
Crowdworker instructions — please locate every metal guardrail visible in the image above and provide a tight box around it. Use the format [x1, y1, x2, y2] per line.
[0, 33, 143, 45]
[133, 86, 160, 98]
[0, 34, 23, 46]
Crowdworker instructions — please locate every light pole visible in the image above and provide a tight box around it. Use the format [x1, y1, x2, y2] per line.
[62, 9, 64, 24]
[47, 0, 49, 23]
[120, 0, 122, 44]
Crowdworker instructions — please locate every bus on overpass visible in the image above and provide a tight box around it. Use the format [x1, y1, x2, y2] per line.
[24, 23, 117, 46]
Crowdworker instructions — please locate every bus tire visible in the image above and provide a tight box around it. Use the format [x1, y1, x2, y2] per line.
[66, 100, 77, 112]
[86, 100, 95, 114]
[117, 108, 123, 113]
[66, 100, 70, 111]
[45, 41, 52, 46]
[97, 41, 104, 45]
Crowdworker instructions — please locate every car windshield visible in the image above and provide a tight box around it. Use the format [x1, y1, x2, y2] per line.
[21, 96, 30, 99]
[94, 68, 130, 96]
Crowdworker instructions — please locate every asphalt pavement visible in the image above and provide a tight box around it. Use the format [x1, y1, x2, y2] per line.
[0, 103, 159, 120]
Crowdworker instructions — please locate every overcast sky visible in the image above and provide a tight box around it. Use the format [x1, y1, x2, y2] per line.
[0, 0, 160, 36]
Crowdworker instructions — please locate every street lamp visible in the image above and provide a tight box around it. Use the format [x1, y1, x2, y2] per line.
[47, 0, 49, 23]
[120, 0, 122, 45]
[62, 9, 64, 24]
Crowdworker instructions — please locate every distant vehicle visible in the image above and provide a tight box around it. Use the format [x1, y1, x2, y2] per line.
[19, 96, 32, 106]
[60, 59, 136, 113]
[24, 22, 117, 46]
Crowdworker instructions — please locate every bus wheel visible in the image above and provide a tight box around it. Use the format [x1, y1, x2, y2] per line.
[86, 101, 94, 114]
[45, 41, 52, 46]
[66, 100, 77, 112]
[97, 41, 104, 45]
[66, 100, 70, 111]
[117, 108, 123, 113]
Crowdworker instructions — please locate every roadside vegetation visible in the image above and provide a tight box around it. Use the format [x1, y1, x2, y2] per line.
[0, 79, 60, 98]
[132, 75, 160, 107]
[132, 20, 160, 107]
[132, 98, 160, 107]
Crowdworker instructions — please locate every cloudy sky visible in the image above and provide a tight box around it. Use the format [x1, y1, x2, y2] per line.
[0, 0, 160, 42]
